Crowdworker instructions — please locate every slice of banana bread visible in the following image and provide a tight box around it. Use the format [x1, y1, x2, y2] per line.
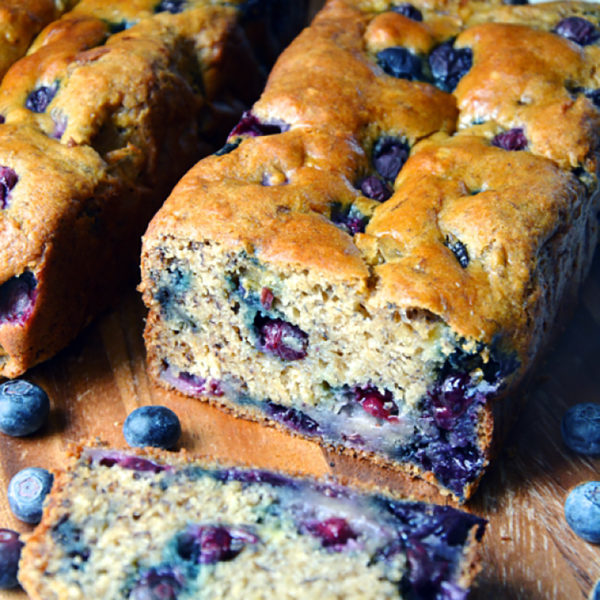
[19, 444, 486, 600]
[140, 0, 600, 501]
[0, 0, 307, 377]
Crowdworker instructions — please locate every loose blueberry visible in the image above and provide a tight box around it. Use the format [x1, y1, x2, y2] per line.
[266, 401, 321, 434]
[8, 467, 53, 524]
[445, 237, 469, 268]
[330, 203, 370, 235]
[564, 481, 600, 543]
[305, 517, 357, 549]
[254, 315, 308, 361]
[176, 525, 257, 564]
[0, 379, 49, 437]
[562, 403, 600, 456]
[591, 580, 600, 600]
[0, 166, 18, 209]
[491, 128, 528, 151]
[25, 85, 57, 113]
[0, 271, 37, 326]
[429, 42, 472, 92]
[391, 3, 423, 21]
[154, 0, 185, 13]
[376, 47, 423, 81]
[555, 17, 599, 46]
[372, 137, 409, 181]
[354, 386, 399, 422]
[359, 176, 392, 201]
[123, 405, 181, 450]
[130, 566, 184, 600]
[0, 529, 23, 589]
[229, 111, 289, 137]
[214, 138, 241, 156]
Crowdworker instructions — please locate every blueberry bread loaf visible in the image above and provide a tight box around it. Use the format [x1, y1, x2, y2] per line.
[18, 444, 486, 599]
[0, 0, 307, 377]
[0, 1, 79, 80]
[140, 0, 600, 502]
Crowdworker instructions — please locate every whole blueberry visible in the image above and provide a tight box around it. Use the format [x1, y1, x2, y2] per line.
[591, 579, 600, 600]
[372, 137, 409, 181]
[123, 405, 181, 449]
[562, 403, 600, 456]
[564, 482, 600, 543]
[391, 3, 423, 21]
[359, 176, 392, 201]
[8, 467, 54, 524]
[377, 47, 423, 81]
[555, 17, 599, 46]
[491, 128, 528, 151]
[25, 85, 57, 113]
[429, 42, 472, 92]
[0, 529, 23, 589]
[0, 379, 50, 436]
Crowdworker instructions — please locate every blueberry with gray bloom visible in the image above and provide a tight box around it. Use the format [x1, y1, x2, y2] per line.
[25, 85, 57, 113]
[429, 42, 472, 92]
[0, 529, 23, 589]
[591, 580, 600, 600]
[562, 403, 600, 456]
[123, 405, 181, 449]
[564, 481, 600, 543]
[0, 379, 50, 436]
[377, 47, 423, 81]
[8, 467, 54, 524]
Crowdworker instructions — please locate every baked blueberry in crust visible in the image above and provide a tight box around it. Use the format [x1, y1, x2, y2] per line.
[18, 446, 486, 599]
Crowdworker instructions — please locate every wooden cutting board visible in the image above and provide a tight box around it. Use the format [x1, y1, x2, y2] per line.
[0, 255, 599, 599]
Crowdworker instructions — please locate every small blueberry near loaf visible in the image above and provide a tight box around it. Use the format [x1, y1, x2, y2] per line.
[18, 443, 486, 599]
[140, 0, 600, 501]
[0, 0, 308, 377]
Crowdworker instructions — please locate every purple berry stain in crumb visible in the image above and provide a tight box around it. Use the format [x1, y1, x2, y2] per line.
[130, 566, 185, 600]
[391, 3, 423, 21]
[176, 525, 258, 564]
[0, 529, 23, 589]
[25, 84, 57, 113]
[97, 452, 167, 474]
[0, 166, 18, 209]
[429, 42, 472, 92]
[260, 287, 274, 310]
[492, 128, 528, 151]
[359, 175, 392, 201]
[266, 401, 321, 434]
[428, 374, 472, 430]
[254, 314, 308, 361]
[561, 403, 600, 456]
[305, 517, 358, 549]
[372, 137, 409, 181]
[229, 111, 289, 137]
[555, 17, 599, 46]
[354, 386, 399, 422]
[0, 271, 37, 326]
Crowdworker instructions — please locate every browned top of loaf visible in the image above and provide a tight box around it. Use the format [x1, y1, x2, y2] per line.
[0, 0, 248, 284]
[145, 0, 600, 365]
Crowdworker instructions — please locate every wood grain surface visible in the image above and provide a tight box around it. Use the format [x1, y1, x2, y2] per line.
[0, 254, 598, 600]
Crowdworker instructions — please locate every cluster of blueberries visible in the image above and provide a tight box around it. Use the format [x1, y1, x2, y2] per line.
[0, 378, 182, 589]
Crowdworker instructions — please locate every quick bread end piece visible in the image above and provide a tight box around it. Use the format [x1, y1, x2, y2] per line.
[0, 0, 308, 377]
[19, 444, 486, 600]
[140, 0, 600, 501]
